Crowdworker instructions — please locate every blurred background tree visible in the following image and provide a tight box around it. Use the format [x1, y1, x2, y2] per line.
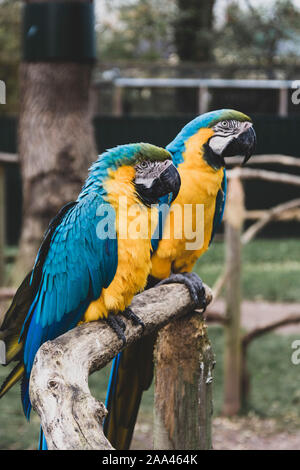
[0, 0, 21, 116]
[174, 0, 215, 62]
[97, 0, 300, 66]
[173, 0, 216, 111]
[98, 0, 175, 61]
[215, 0, 300, 71]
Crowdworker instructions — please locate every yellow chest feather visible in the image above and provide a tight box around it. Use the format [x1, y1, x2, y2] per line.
[151, 128, 224, 278]
[83, 166, 157, 322]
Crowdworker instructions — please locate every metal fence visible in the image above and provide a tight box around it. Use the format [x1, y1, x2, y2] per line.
[93, 77, 300, 116]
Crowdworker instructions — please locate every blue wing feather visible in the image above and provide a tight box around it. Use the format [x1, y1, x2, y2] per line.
[151, 193, 172, 252]
[209, 168, 227, 245]
[21, 192, 118, 418]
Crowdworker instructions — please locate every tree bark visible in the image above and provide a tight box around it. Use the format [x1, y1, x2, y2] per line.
[12, 0, 97, 285]
[153, 312, 215, 450]
[29, 283, 213, 450]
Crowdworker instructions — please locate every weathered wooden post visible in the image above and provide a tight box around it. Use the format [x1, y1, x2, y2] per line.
[222, 173, 245, 416]
[198, 86, 210, 115]
[153, 302, 215, 450]
[113, 85, 123, 116]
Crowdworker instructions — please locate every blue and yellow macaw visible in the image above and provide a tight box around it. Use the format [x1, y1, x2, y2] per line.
[104, 109, 256, 449]
[0, 143, 181, 449]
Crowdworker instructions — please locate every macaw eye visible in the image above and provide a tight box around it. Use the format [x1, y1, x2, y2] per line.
[221, 121, 228, 127]
[139, 161, 148, 169]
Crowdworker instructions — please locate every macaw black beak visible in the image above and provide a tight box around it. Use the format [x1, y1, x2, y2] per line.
[135, 161, 181, 206]
[160, 162, 181, 202]
[241, 126, 257, 165]
[223, 125, 256, 165]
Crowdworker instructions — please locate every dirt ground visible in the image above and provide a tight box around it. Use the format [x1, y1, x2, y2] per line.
[132, 415, 300, 450]
[209, 299, 300, 334]
[212, 416, 300, 450]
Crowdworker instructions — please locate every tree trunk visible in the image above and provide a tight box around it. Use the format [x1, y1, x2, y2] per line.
[222, 176, 245, 416]
[174, 0, 215, 113]
[153, 312, 215, 450]
[12, 0, 97, 285]
[174, 0, 215, 63]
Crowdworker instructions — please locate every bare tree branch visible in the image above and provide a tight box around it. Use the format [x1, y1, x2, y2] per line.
[0, 287, 16, 301]
[211, 267, 229, 302]
[205, 310, 228, 325]
[0, 153, 19, 165]
[242, 314, 300, 348]
[244, 208, 300, 220]
[29, 282, 212, 450]
[227, 154, 300, 168]
[227, 167, 300, 187]
[242, 198, 300, 244]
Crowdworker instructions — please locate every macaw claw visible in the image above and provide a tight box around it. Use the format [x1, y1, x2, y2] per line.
[122, 307, 145, 333]
[157, 272, 207, 312]
[106, 314, 127, 347]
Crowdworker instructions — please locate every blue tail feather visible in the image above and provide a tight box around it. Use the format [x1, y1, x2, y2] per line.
[104, 353, 122, 427]
[39, 427, 48, 450]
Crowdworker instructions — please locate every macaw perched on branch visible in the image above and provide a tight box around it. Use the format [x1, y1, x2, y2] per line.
[104, 109, 256, 449]
[0, 143, 181, 449]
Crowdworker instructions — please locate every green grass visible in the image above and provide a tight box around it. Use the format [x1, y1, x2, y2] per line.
[194, 239, 300, 302]
[1, 238, 300, 448]
[5, 238, 300, 301]
[0, 364, 113, 450]
[2, 328, 300, 449]
[0, 362, 154, 450]
[208, 326, 300, 429]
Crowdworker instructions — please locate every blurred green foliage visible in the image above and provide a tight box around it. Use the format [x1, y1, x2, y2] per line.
[97, 0, 300, 66]
[216, 0, 300, 66]
[194, 239, 300, 302]
[98, 0, 175, 61]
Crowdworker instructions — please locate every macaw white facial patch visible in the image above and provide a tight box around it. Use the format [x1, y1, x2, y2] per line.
[208, 134, 234, 155]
